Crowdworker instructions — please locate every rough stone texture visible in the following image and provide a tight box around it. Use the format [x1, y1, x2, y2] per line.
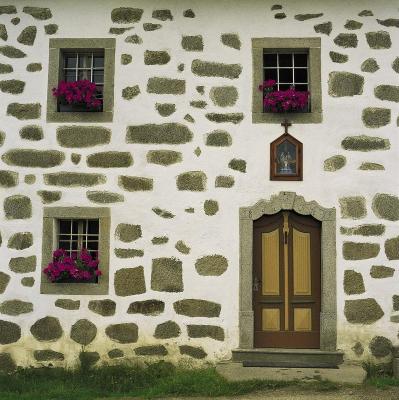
[204, 200, 219, 216]
[359, 10, 373, 16]
[385, 236, 399, 260]
[179, 345, 206, 359]
[88, 300, 116, 316]
[333, 33, 358, 48]
[34, 350, 64, 362]
[152, 9, 173, 21]
[115, 224, 141, 242]
[11, 18, 19, 25]
[329, 51, 348, 63]
[7, 103, 40, 119]
[20, 125, 43, 141]
[154, 320, 181, 338]
[109, 27, 133, 35]
[114, 267, 146, 296]
[105, 323, 138, 343]
[0, 300, 32, 316]
[79, 351, 100, 367]
[121, 54, 132, 65]
[0, 170, 18, 188]
[372, 194, 399, 221]
[190, 100, 207, 109]
[362, 108, 390, 128]
[174, 299, 221, 317]
[369, 336, 392, 358]
[370, 265, 394, 279]
[184, 114, 194, 123]
[361, 58, 379, 73]
[344, 298, 384, 324]
[183, 9, 195, 18]
[187, 325, 225, 341]
[24, 175, 35, 185]
[57, 126, 111, 148]
[192, 59, 242, 79]
[328, 72, 363, 97]
[17, 26, 37, 46]
[151, 257, 183, 292]
[0, 130, 4, 146]
[221, 33, 241, 50]
[0, 320, 21, 344]
[366, 31, 391, 49]
[21, 277, 34, 287]
[45, 24, 58, 35]
[155, 103, 175, 117]
[4, 195, 32, 219]
[274, 13, 286, 19]
[393, 295, 399, 312]
[314, 22, 332, 35]
[122, 85, 140, 100]
[26, 63, 42, 72]
[210, 86, 238, 107]
[206, 130, 232, 147]
[7, 232, 33, 250]
[111, 8, 143, 23]
[340, 224, 385, 236]
[0, 25, 8, 41]
[196, 86, 205, 95]
[195, 255, 228, 276]
[324, 155, 346, 171]
[143, 23, 161, 31]
[114, 248, 144, 258]
[0, 63, 13, 74]
[0, 46, 26, 58]
[294, 13, 323, 21]
[127, 123, 192, 144]
[55, 299, 80, 310]
[182, 35, 203, 51]
[344, 20, 363, 30]
[215, 175, 234, 188]
[377, 18, 399, 27]
[147, 77, 185, 94]
[176, 171, 206, 191]
[135, 345, 167, 356]
[87, 151, 132, 168]
[374, 85, 399, 103]
[152, 207, 174, 219]
[152, 236, 168, 245]
[2, 149, 64, 168]
[339, 196, 366, 219]
[127, 300, 164, 315]
[0, 272, 10, 294]
[343, 242, 380, 260]
[0, 79, 25, 94]
[343, 270, 365, 295]
[87, 191, 124, 204]
[45, 172, 106, 187]
[37, 190, 61, 204]
[206, 113, 244, 124]
[108, 349, 124, 359]
[359, 162, 384, 171]
[0, 353, 16, 373]
[352, 342, 364, 356]
[23, 6, 52, 20]
[341, 135, 390, 151]
[147, 150, 182, 166]
[70, 319, 97, 345]
[118, 176, 153, 191]
[30, 317, 63, 342]
[228, 158, 246, 173]
[0, 5, 16, 14]
[393, 57, 399, 73]
[175, 240, 190, 254]
[9, 256, 36, 273]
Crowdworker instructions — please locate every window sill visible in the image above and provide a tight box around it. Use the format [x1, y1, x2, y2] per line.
[41, 280, 108, 295]
[47, 110, 113, 123]
[252, 111, 322, 124]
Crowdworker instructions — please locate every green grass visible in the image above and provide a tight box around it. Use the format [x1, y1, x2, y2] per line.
[0, 362, 340, 400]
[367, 376, 399, 389]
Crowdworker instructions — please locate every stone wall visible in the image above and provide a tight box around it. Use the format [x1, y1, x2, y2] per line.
[0, 0, 398, 371]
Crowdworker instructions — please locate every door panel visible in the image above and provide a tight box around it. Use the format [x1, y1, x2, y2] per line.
[253, 211, 321, 349]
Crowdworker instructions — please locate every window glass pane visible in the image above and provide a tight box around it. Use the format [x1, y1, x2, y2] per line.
[64, 55, 77, 68]
[64, 71, 76, 82]
[263, 53, 277, 67]
[72, 220, 79, 234]
[58, 241, 70, 250]
[278, 53, 292, 67]
[294, 53, 307, 67]
[295, 84, 308, 92]
[279, 84, 291, 91]
[93, 56, 104, 68]
[78, 54, 92, 68]
[264, 68, 277, 81]
[95, 85, 104, 99]
[93, 71, 104, 84]
[294, 68, 308, 83]
[88, 220, 99, 234]
[87, 241, 99, 251]
[78, 70, 91, 80]
[59, 220, 71, 234]
[279, 69, 293, 83]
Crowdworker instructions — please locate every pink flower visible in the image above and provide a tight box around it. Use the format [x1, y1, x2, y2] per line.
[52, 80, 102, 109]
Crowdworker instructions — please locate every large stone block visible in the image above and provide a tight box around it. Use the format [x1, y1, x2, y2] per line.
[0, 170, 18, 188]
[118, 176, 153, 191]
[0, 63, 13, 74]
[23, 6, 52, 20]
[87, 191, 124, 204]
[206, 130, 232, 147]
[0, 79, 25, 94]
[333, 33, 358, 48]
[144, 50, 170, 65]
[44, 24, 58, 34]
[37, 191, 61, 204]
[181, 35, 203, 51]
[111, 7, 143, 23]
[372, 194, 399, 221]
[105, 323, 138, 343]
[328, 72, 363, 97]
[187, 325, 225, 341]
[344, 20, 363, 30]
[343, 242, 380, 260]
[370, 265, 394, 279]
[0, 320, 21, 344]
[176, 171, 206, 191]
[340, 224, 385, 236]
[4, 195, 31, 219]
[323, 155, 346, 171]
[30, 316, 63, 342]
[204, 200, 219, 216]
[0, 5, 16, 14]
[229, 159, 246, 173]
[374, 85, 399, 102]
[21, 277, 34, 287]
[88, 300, 116, 316]
[191, 59, 242, 79]
[122, 85, 140, 100]
[343, 270, 365, 295]
[329, 51, 348, 63]
[314, 21, 332, 35]
[143, 23, 161, 31]
[127, 300, 165, 315]
[377, 18, 399, 27]
[205, 113, 244, 124]
[366, 31, 391, 49]
[126, 123, 192, 144]
[154, 320, 180, 338]
[215, 175, 234, 188]
[20, 125, 43, 141]
[210, 86, 238, 107]
[125, 34, 142, 44]
[115, 224, 142, 242]
[152, 9, 173, 21]
[221, 33, 241, 50]
[179, 345, 206, 359]
[0, 272, 10, 294]
[195, 255, 228, 276]
[344, 298, 384, 324]
[7, 102, 40, 119]
[0, 46, 26, 58]
[147, 150, 182, 166]
[17, 26, 36, 46]
[0, 300, 33, 315]
[2, 149, 64, 167]
[114, 248, 144, 258]
[385, 236, 399, 260]
[57, 126, 111, 148]
[147, 77, 185, 94]
[114, 267, 146, 296]
[361, 58, 379, 73]
[369, 336, 392, 358]
[9, 256, 36, 273]
[26, 62, 42, 72]
[87, 151, 132, 168]
[173, 299, 221, 317]
[362, 108, 390, 128]
[44, 172, 106, 187]
[70, 319, 97, 345]
[55, 299, 80, 310]
[134, 345, 167, 356]
[151, 257, 183, 292]
[341, 135, 390, 151]
[339, 196, 366, 219]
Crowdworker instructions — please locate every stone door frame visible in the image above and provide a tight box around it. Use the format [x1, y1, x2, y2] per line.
[239, 191, 337, 351]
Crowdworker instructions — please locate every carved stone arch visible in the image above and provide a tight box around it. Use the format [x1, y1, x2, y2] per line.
[238, 191, 337, 351]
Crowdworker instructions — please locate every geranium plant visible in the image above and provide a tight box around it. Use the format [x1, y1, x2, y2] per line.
[43, 248, 101, 283]
[259, 79, 309, 112]
[52, 80, 102, 109]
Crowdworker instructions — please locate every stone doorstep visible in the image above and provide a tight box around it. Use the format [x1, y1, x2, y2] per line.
[216, 361, 366, 385]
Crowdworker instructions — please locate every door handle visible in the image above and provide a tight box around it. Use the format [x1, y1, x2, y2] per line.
[253, 276, 261, 292]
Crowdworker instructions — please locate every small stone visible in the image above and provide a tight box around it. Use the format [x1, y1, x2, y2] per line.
[30, 316, 63, 342]
[26, 63, 42, 72]
[370, 265, 394, 279]
[329, 51, 348, 63]
[339, 196, 366, 219]
[37, 190, 61, 204]
[344, 298, 384, 324]
[215, 175, 234, 188]
[152, 9, 173, 21]
[210, 86, 238, 107]
[341, 135, 389, 151]
[87, 192, 121, 204]
[105, 323, 138, 343]
[181, 35, 203, 51]
[125, 34, 143, 44]
[88, 300, 116, 317]
[44, 24, 58, 35]
[184, 114, 194, 123]
[55, 299, 80, 310]
[174, 299, 221, 317]
[152, 236, 168, 245]
[333, 33, 358, 48]
[109, 27, 133, 35]
[147, 150, 182, 166]
[294, 13, 323, 21]
[0, 46, 26, 58]
[314, 21, 332, 35]
[366, 31, 391, 49]
[205, 113, 244, 124]
[151, 257, 183, 292]
[0, 63, 13, 74]
[177, 171, 206, 191]
[206, 130, 232, 146]
[191, 59, 242, 79]
[127, 123, 192, 144]
[0, 79, 25, 94]
[358, 10, 373, 17]
[221, 33, 241, 50]
[152, 207, 175, 218]
[114, 248, 143, 258]
[0, 170, 18, 188]
[24, 175, 35, 184]
[328, 72, 363, 97]
[374, 85, 399, 103]
[121, 54, 132, 65]
[4, 195, 32, 219]
[108, 349, 124, 359]
[372, 194, 399, 221]
[127, 300, 165, 315]
[352, 342, 364, 356]
[343, 242, 380, 260]
[344, 270, 365, 295]
[187, 325, 225, 341]
[274, 13, 286, 19]
[177, 63, 184, 72]
[19, 125, 43, 141]
[196, 86, 205, 95]
[155, 103, 176, 117]
[228, 158, 246, 173]
[122, 85, 140, 100]
[70, 319, 97, 345]
[115, 224, 142, 242]
[194, 147, 201, 157]
[0, 24, 7, 41]
[190, 100, 207, 108]
[17, 26, 37, 46]
[0, 353, 16, 373]
[23, 6, 52, 20]
[324, 155, 346, 171]
[34, 350, 64, 361]
[377, 18, 399, 27]
[111, 8, 143, 23]
[87, 151, 133, 168]
[392, 57, 399, 73]
[179, 345, 206, 359]
[362, 108, 390, 128]
[0, 300, 32, 316]
[7, 232, 33, 250]
[154, 321, 180, 338]
[0, 272, 10, 294]
[143, 23, 161, 31]
[340, 224, 385, 236]
[9, 256, 36, 273]
[183, 9, 195, 18]
[204, 200, 219, 216]
[0, 130, 4, 146]
[11, 18, 19, 25]
[195, 255, 228, 276]
[175, 240, 190, 254]
[359, 162, 384, 170]
[344, 20, 363, 30]
[271, 4, 283, 10]
[144, 50, 171, 65]
[361, 58, 379, 73]
[385, 236, 399, 260]
[114, 267, 146, 296]
[369, 336, 392, 358]
[7, 103, 40, 119]
[21, 277, 34, 287]
[147, 77, 185, 95]
[0, 320, 21, 344]
[393, 295, 399, 311]
[118, 176, 153, 191]
[135, 345, 167, 356]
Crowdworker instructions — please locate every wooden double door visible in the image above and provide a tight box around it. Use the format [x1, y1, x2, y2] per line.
[253, 211, 321, 349]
